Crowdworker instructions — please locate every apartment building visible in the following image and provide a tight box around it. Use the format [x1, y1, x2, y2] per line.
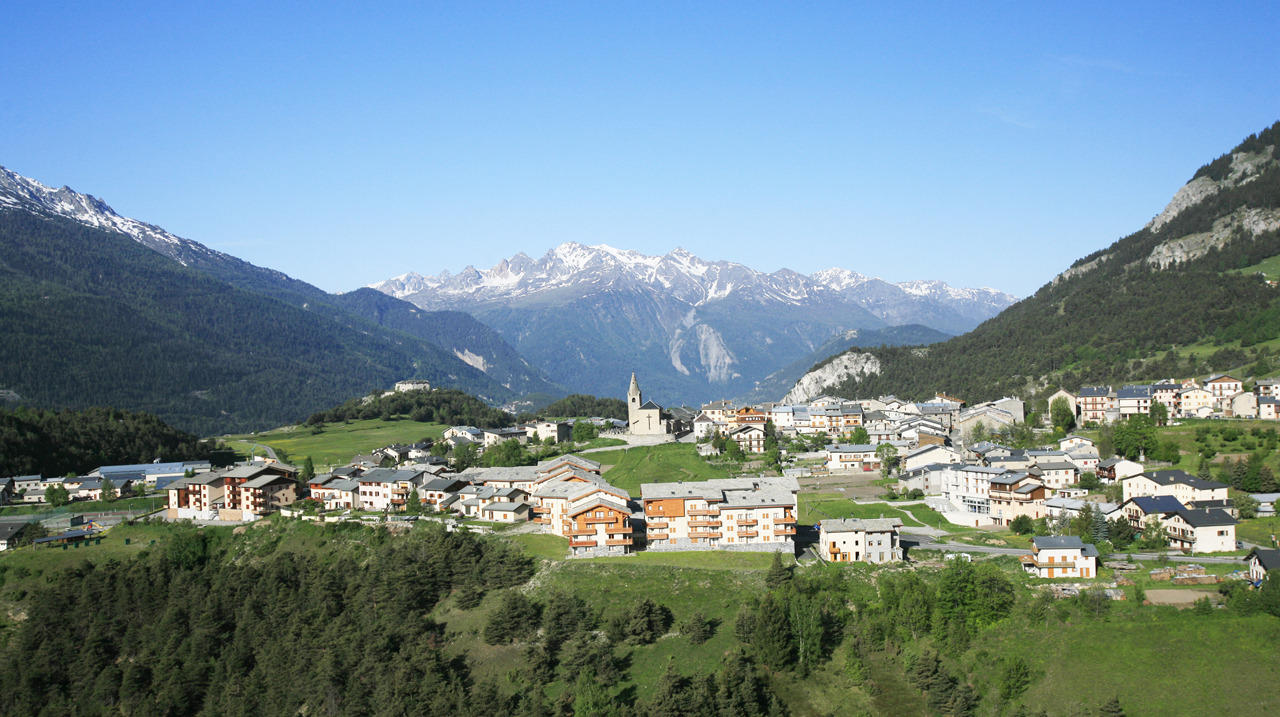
[642, 477, 798, 553]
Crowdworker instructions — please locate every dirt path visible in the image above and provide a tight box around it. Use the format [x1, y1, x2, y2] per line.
[1144, 589, 1217, 607]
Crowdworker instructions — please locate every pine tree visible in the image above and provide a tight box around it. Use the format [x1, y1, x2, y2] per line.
[1098, 696, 1125, 717]
[765, 552, 792, 588]
[101, 477, 118, 502]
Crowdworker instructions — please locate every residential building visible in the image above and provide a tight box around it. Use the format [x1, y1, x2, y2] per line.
[1205, 374, 1243, 399]
[482, 427, 529, 448]
[1033, 460, 1080, 490]
[1121, 495, 1186, 529]
[1163, 509, 1237, 554]
[1256, 379, 1280, 398]
[1226, 391, 1258, 419]
[1116, 384, 1153, 417]
[1248, 548, 1280, 584]
[420, 477, 468, 510]
[356, 468, 425, 512]
[902, 444, 962, 473]
[1260, 396, 1280, 421]
[826, 444, 881, 472]
[728, 424, 767, 453]
[1022, 536, 1098, 579]
[819, 518, 903, 563]
[1178, 386, 1214, 418]
[988, 473, 1047, 527]
[564, 491, 634, 557]
[1122, 470, 1229, 504]
[641, 477, 798, 553]
[1096, 457, 1143, 484]
[1058, 434, 1094, 452]
[1077, 386, 1114, 424]
[479, 501, 532, 523]
[0, 522, 31, 551]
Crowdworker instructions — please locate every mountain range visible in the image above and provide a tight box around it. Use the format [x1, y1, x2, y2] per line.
[371, 245, 1014, 404]
[0, 167, 562, 434]
[788, 120, 1280, 404]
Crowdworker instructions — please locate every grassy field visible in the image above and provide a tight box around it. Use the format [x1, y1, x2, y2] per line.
[223, 418, 448, 467]
[0, 521, 194, 598]
[1237, 515, 1280, 547]
[974, 611, 1280, 714]
[798, 493, 944, 528]
[592, 443, 732, 495]
[1235, 253, 1280, 280]
[0, 495, 165, 518]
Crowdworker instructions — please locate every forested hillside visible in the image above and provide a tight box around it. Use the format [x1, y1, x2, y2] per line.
[0, 406, 216, 477]
[306, 388, 515, 428]
[804, 121, 1280, 402]
[533, 393, 629, 421]
[0, 211, 519, 435]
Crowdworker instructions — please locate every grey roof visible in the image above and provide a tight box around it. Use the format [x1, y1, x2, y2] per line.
[1250, 548, 1280, 571]
[1174, 508, 1237, 528]
[422, 477, 467, 492]
[1078, 386, 1112, 397]
[1033, 535, 1086, 550]
[1116, 385, 1153, 399]
[482, 501, 528, 513]
[325, 478, 360, 492]
[457, 466, 540, 483]
[640, 477, 798, 507]
[828, 443, 877, 453]
[358, 468, 423, 484]
[639, 400, 663, 411]
[1081, 544, 1100, 558]
[1143, 470, 1227, 491]
[1128, 495, 1185, 514]
[243, 475, 293, 489]
[0, 522, 30, 541]
[1036, 461, 1079, 472]
[821, 518, 902, 533]
[1098, 457, 1134, 468]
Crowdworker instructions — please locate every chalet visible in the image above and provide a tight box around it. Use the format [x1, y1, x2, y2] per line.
[1256, 378, 1280, 398]
[1248, 548, 1280, 585]
[1163, 509, 1237, 554]
[1096, 457, 1143, 484]
[1066, 447, 1101, 473]
[234, 475, 298, 520]
[819, 518, 903, 563]
[455, 485, 528, 518]
[1022, 536, 1098, 579]
[1122, 470, 1228, 504]
[564, 493, 633, 557]
[728, 424, 767, 453]
[356, 468, 425, 512]
[642, 477, 798, 553]
[530, 476, 625, 534]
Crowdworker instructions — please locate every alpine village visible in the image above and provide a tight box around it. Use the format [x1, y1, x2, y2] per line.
[5, 11, 1280, 717]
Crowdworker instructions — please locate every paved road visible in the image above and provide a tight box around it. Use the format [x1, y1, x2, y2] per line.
[242, 442, 280, 461]
[903, 533, 1246, 565]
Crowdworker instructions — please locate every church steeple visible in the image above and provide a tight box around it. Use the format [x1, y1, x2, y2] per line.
[628, 372, 641, 399]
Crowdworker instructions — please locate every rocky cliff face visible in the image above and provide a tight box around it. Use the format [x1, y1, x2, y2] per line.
[783, 352, 881, 404]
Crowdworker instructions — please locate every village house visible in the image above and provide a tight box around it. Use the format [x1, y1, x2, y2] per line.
[1205, 374, 1243, 399]
[1256, 378, 1280, 398]
[482, 427, 529, 448]
[940, 464, 1009, 522]
[1225, 390, 1258, 419]
[1178, 385, 1214, 418]
[479, 501, 532, 523]
[1032, 460, 1080, 490]
[987, 472, 1048, 527]
[0, 522, 32, 551]
[420, 477, 468, 510]
[356, 468, 425, 512]
[563, 491, 634, 557]
[1122, 470, 1229, 505]
[818, 518, 903, 563]
[455, 485, 529, 518]
[1096, 457, 1144, 484]
[902, 444, 962, 473]
[642, 477, 798, 553]
[1045, 389, 1077, 422]
[826, 444, 882, 473]
[728, 424, 768, 453]
[1058, 434, 1094, 452]
[312, 477, 360, 511]
[1022, 536, 1099, 579]
[1163, 509, 1237, 554]
[1247, 548, 1280, 585]
[1260, 396, 1280, 421]
[1116, 384, 1153, 417]
[1120, 495, 1186, 529]
[1077, 386, 1114, 425]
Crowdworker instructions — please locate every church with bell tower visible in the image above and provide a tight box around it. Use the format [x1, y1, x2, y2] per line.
[627, 373, 669, 436]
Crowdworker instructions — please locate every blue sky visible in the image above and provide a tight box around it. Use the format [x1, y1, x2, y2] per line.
[3, 2, 1278, 296]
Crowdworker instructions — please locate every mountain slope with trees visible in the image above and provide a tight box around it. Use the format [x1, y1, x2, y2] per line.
[0, 210, 522, 435]
[795, 121, 1280, 403]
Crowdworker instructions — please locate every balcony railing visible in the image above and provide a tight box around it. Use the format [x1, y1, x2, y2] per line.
[689, 520, 721, 528]
[569, 539, 597, 548]
[605, 538, 633, 546]
[777, 515, 797, 524]
[584, 516, 617, 524]
[647, 520, 669, 529]
[774, 527, 797, 536]
[688, 508, 720, 516]
[737, 530, 759, 538]
[736, 519, 758, 526]
[689, 531, 721, 539]
[568, 529, 596, 537]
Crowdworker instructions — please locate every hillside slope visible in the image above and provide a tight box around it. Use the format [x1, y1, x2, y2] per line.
[792, 121, 1280, 402]
[0, 210, 523, 434]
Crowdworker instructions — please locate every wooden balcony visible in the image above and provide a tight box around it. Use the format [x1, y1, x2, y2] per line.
[569, 539, 598, 548]
[688, 508, 720, 516]
[532, 517, 551, 524]
[689, 531, 721, 539]
[777, 515, 797, 524]
[646, 520, 669, 529]
[585, 515, 617, 524]
[737, 530, 759, 538]
[689, 520, 721, 528]
[531, 505, 549, 514]
[773, 527, 796, 536]
[605, 538, 633, 546]
[736, 519, 758, 526]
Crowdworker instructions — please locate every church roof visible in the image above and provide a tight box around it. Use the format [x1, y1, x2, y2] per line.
[639, 400, 662, 411]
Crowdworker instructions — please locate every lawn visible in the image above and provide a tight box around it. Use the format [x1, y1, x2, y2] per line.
[0, 521, 191, 599]
[798, 493, 929, 527]
[0, 495, 165, 518]
[505, 533, 570, 560]
[593, 443, 732, 495]
[973, 612, 1280, 714]
[223, 418, 448, 468]
[1237, 515, 1280, 547]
